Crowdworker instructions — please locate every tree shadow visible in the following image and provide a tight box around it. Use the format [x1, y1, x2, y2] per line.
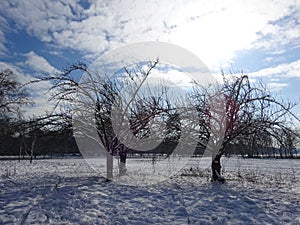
[0, 175, 298, 224]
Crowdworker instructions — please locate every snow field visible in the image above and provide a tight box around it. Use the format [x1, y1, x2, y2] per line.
[0, 157, 299, 224]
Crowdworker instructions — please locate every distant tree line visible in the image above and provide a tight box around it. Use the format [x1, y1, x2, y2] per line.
[0, 117, 79, 158]
[0, 69, 79, 160]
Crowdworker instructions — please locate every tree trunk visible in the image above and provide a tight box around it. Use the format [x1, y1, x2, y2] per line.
[119, 151, 127, 176]
[284, 149, 287, 158]
[211, 154, 225, 182]
[106, 151, 113, 180]
[18, 137, 23, 162]
[279, 148, 283, 159]
[30, 136, 37, 164]
[290, 149, 294, 159]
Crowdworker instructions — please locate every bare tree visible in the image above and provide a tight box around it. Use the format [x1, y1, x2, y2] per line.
[276, 128, 298, 158]
[36, 61, 164, 179]
[192, 74, 299, 181]
[94, 60, 165, 178]
[0, 69, 32, 131]
[0, 69, 32, 116]
[15, 113, 70, 163]
[0, 69, 33, 159]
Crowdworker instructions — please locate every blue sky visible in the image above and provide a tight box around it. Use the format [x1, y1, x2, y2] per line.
[0, 0, 299, 122]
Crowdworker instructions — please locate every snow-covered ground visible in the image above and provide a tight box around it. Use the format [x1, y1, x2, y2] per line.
[0, 157, 299, 224]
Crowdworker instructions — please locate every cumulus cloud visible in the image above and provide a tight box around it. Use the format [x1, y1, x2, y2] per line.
[1, 0, 299, 118]
[24, 91, 55, 118]
[143, 67, 194, 89]
[254, 10, 300, 51]
[266, 82, 288, 92]
[249, 59, 300, 79]
[0, 0, 77, 42]
[23, 51, 60, 74]
[0, 61, 55, 118]
[0, 61, 31, 83]
[1, 0, 299, 69]
[0, 16, 8, 56]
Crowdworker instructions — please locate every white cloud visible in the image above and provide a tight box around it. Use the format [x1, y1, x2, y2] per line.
[23, 51, 60, 74]
[1, 0, 298, 120]
[0, 0, 299, 70]
[266, 82, 288, 92]
[0, 61, 31, 83]
[143, 67, 194, 89]
[249, 59, 300, 79]
[0, 0, 77, 42]
[21, 76, 55, 118]
[169, 0, 300, 68]
[0, 15, 8, 56]
[254, 9, 300, 51]
[0, 61, 55, 118]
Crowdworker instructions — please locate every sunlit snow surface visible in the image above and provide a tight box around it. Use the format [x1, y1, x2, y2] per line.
[0, 157, 299, 224]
